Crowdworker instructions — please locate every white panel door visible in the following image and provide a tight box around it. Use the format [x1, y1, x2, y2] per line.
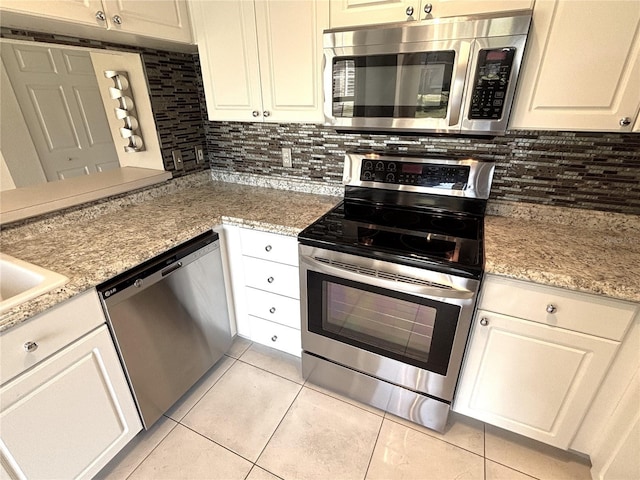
[0, 326, 142, 479]
[510, 0, 640, 131]
[102, 0, 192, 43]
[190, 0, 263, 121]
[255, 0, 329, 123]
[0, 42, 120, 182]
[454, 310, 620, 449]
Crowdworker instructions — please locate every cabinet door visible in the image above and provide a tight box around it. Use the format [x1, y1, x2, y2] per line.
[0, 326, 142, 479]
[0, 0, 103, 26]
[255, 0, 329, 123]
[329, 0, 415, 28]
[453, 311, 619, 449]
[190, 0, 263, 122]
[102, 0, 192, 43]
[510, 0, 640, 131]
[329, 0, 533, 27]
[427, 1, 533, 18]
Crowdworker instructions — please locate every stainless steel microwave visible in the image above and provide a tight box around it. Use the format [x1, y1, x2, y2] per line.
[323, 10, 532, 135]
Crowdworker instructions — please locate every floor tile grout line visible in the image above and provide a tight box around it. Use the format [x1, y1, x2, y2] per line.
[235, 356, 305, 386]
[301, 380, 386, 418]
[167, 355, 238, 423]
[382, 414, 486, 459]
[363, 412, 386, 480]
[252, 382, 305, 471]
[178, 421, 259, 467]
[122, 417, 180, 480]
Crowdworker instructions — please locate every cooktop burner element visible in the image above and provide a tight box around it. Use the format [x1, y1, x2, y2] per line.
[298, 153, 495, 279]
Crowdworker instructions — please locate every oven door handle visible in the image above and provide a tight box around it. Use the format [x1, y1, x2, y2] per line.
[301, 255, 475, 300]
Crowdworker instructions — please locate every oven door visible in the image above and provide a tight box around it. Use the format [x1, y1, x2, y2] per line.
[299, 244, 479, 402]
[323, 38, 471, 133]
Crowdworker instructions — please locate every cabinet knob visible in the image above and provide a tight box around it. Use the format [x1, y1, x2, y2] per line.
[265, 245, 272, 252]
[546, 304, 557, 314]
[619, 117, 632, 127]
[95, 10, 106, 21]
[263, 111, 271, 118]
[479, 318, 489, 326]
[424, 3, 433, 14]
[252, 110, 260, 117]
[112, 14, 123, 25]
[269, 307, 276, 314]
[406, 5, 414, 16]
[271, 335, 278, 342]
[267, 276, 274, 284]
[24, 341, 38, 353]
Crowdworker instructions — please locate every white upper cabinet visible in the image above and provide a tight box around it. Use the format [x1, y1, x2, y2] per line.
[101, 0, 192, 43]
[0, 0, 193, 44]
[329, 0, 533, 28]
[510, 0, 640, 132]
[190, 0, 329, 123]
[0, 0, 105, 26]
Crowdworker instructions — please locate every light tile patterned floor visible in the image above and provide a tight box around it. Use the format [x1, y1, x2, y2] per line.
[97, 337, 592, 480]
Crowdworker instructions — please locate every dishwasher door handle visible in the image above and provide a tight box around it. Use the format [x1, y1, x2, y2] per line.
[161, 261, 183, 277]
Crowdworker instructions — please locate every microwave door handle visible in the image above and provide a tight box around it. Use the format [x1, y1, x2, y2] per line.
[301, 255, 475, 300]
[448, 93, 462, 126]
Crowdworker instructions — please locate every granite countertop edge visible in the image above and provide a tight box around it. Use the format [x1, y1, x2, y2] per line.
[1, 182, 638, 334]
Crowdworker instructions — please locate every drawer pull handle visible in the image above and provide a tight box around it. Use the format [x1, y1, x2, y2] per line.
[479, 318, 489, 326]
[546, 304, 557, 314]
[269, 307, 276, 314]
[267, 277, 274, 284]
[265, 245, 272, 252]
[271, 335, 278, 342]
[24, 341, 39, 353]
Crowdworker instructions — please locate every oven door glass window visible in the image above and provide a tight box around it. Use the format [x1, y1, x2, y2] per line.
[332, 51, 455, 119]
[307, 271, 460, 375]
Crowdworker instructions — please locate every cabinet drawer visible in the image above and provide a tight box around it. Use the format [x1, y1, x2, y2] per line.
[249, 316, 302, 357]
[0, 290, 105, 384]
[243, 256, 300, 299]
[245, 287, 301, 329]
[479, 275, 637, 341]
[240, 228, 299, 266]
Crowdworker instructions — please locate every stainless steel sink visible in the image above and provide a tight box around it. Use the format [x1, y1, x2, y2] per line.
[0, 253, 68, 313]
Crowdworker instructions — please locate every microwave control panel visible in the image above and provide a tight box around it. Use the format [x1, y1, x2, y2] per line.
[468, 48, 516, 120]
[360, 160, 470, 187]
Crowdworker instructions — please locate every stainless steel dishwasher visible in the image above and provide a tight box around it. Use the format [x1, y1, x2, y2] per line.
[98, 230, 232, 429]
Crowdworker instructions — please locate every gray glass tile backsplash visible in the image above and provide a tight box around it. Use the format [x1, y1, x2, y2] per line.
[2, 28, 639, 215]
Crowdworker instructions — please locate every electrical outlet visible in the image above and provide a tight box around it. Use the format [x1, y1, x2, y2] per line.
[172, 150, 184, 170]
[195, 145, 205, 164]
[281, 147, 292, 168]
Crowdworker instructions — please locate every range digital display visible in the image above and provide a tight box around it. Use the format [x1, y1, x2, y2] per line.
[402, 164, 423, 174]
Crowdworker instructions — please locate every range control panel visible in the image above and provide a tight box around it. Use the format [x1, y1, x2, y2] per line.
[468, 47, 516, 120]
[360, 159, 470, 187]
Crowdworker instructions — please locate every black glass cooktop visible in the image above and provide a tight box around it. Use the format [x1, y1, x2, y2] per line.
[299, 200, 484, 278]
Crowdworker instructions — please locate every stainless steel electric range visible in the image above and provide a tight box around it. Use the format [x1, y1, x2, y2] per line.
[298, 152, 494, 432]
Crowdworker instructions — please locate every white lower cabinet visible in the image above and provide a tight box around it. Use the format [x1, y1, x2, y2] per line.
[224, 225, 302, 357]
[454, 274, 638, 451]
[0, 291, 142, 479]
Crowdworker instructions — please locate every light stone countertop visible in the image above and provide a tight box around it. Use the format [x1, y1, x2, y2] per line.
[0, 181, 340, 333]
[1, 179, 639, 333]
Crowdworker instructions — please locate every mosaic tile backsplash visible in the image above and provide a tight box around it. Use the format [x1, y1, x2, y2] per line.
[2, 28, 639, 215]
[206, 122, 640, 215]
